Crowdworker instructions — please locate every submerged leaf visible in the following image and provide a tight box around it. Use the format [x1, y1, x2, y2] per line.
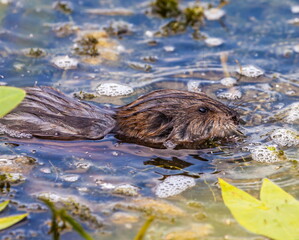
[219, 178, 299, 240]
[0, 87, 26, 118]
[0, 213, 28, 230]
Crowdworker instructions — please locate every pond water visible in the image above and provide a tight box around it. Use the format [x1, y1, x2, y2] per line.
[0, 0, 299, 239]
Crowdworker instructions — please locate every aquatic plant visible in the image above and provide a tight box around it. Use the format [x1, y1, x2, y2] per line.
[156, 4, 205, 37]
[0, 86, 26, 118]
[53, 1, 73, 14]
[24, 48, 46, 58]
[74, 36, 100, 57]
[219, 178, 299, 240]
[150, 0, 180, 18]
[134, 216, 155, 240]
[42, 199, 94, 240]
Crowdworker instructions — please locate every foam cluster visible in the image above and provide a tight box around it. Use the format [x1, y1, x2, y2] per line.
[204, 8, 225, 21]
[113, 184, 139, 196]
[96, 83, 133, 96]
[51, 55, 78, 70]
[251, 145, 286, 163]
[236, 65, 264, 78]
[205, 37, 224, 47]
[155, 175, 196, 198]
[217, 88, 242, 100]
[282, 102, 299, 123]
[220, 77, 237, 87]
[187, 81, 201, 93]
[270, 128, 299, 147]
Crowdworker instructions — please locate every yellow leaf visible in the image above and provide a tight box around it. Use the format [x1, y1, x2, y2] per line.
[219, 178, 299, 240]
[0, 200, 9, 212]
[0, 213, 28, 230]
[0, 86, 26, 118]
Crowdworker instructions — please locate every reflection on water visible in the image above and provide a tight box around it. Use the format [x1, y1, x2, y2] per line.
[0, 0, 299, 239]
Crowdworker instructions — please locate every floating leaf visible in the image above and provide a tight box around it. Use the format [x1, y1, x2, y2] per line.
[0, 213, 28, 230]
[0, 200, 9, 212]
[219, 178, 299, 240]
[0, 87, 26, 118]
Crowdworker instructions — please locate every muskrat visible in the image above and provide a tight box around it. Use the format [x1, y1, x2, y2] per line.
[0, 86, 241, 149]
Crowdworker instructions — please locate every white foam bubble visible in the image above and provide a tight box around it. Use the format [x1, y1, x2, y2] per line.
[270, 128, 299, 147]
[288, 18, 299, 25]
[96, 83, 133, 96]
[164, 46, 175, 52]
[51, 55, 78, 70]
[204, 8, 225, 21]
[0, 123, 32, 138]
[236, 65, 264, 78]
[205, 37, 224, 47]
[155, 175, 196, 198]
[217, 88, 242, 100]
[61, 174, 80, 182]
[187, 81, 201, 93]
[220, 77, 237, 87]
[113, 184, 139, 196]
[294, 44, 299, 53]
[283, 102, 299, 123]
[251, 145, 286, 163]
[291, 5, 299, 14]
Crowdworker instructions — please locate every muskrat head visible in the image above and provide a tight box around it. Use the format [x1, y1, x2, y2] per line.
[115, 89, 242, 149]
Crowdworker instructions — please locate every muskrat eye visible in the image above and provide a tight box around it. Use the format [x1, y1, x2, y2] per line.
[198, 107, 209, 113]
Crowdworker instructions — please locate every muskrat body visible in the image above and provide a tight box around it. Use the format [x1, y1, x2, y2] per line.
[0, 87, 115, 140]
[0, 86, 241, 148]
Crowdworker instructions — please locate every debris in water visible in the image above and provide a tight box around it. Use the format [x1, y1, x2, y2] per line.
[23, 48, 46, 58]
[104, 21, 134, 36]
[53, 1, 73, 14]
[150, 0, 180, 18]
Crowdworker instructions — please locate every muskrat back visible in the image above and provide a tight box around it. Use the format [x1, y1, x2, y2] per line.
[0, 87, 241, 148]
[0, 86, 116, 140]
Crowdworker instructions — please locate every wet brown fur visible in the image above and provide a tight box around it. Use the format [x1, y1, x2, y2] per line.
[115, 89, 240, 148]
[0, 87, 241, 148]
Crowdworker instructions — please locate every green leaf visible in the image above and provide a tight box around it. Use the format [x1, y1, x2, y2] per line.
[0, 213, 28, 230]
[0, 200, 9, 212]
[219, 178, 299, 240]
[0, 86, 26, 118]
